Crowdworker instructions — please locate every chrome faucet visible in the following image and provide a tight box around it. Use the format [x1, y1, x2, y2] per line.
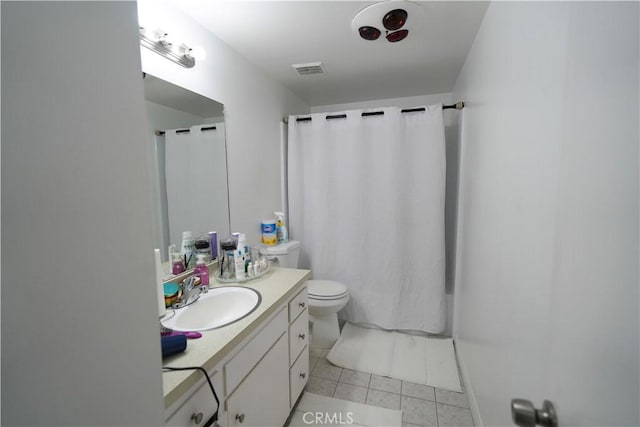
[172, 276, 206, 309]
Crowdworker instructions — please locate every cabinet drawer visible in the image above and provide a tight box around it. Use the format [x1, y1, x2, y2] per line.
[288, 286, 308, 322]
[165, 372, 221, 426]
[288, 308, 308, 365]
[289, 346, 309, 408]
[225, 307, 287, 396]
[227, 333, 290, 427]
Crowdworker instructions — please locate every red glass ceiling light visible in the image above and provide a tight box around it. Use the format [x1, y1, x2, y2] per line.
[359, 26, 381, 41]
[386, 29, 409, 43]
[352, 1, 423, 44]
[382, 9, 407, 31]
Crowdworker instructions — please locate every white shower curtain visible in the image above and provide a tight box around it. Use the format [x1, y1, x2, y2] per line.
[165, 123, 227, 249]
[288, 106, 446, 333]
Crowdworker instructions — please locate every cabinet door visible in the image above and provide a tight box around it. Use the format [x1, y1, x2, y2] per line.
[288, 308, 308, 366]
[165, 377, 220, 427]
[288, 287, 308, 322]
[227, 333, 289, 427]
[289, 346, 309, 408]
[225, 308, 288, 396]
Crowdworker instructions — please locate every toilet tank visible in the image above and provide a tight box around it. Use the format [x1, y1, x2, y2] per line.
[264, 241, 300, 268]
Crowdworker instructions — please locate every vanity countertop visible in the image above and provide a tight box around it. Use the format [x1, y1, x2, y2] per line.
[161, 267, 311, 408]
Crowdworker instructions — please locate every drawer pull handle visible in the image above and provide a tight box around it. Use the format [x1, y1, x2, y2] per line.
[236, 413, 245, 424]
[299, 333, 306, 340]
[191, 412, 204, 424]
[298, 301, 306, 308]
[300, 372, 307, 379]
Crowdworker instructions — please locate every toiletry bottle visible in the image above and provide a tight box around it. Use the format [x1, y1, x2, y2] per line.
[219, 238, 237, 279]
[194, 254, 209, 287]
[208, 231, 218, 259]
[171, 251, 185, 275]
[234, 248, 245, 280]
[180, 231, 196, 269]
[275, 211, 289, 244]
[237, 233, 249, 260]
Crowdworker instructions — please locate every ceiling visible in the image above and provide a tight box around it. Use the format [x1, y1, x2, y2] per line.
[167, 1, 489, 106]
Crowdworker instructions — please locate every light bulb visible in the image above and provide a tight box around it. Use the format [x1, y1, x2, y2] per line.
[186, 46, 206, 61]
[154, 30, 172, 47]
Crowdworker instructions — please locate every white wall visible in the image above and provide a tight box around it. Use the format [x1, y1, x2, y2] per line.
[145, 101, 207, 134]
[452, 2, 638, 426]
[312, 93, 454, 125]
[311, 93, 460, 337]
[1, 2, 165, 425]
[138, 1, 310, 245]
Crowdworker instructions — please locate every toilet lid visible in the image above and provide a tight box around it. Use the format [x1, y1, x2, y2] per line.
[308, 280, 349, 300]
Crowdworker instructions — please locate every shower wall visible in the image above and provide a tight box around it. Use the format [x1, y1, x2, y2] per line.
[452, 2, 639, 425]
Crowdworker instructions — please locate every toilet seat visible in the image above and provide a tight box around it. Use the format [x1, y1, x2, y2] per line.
[307, 280, 349, 300]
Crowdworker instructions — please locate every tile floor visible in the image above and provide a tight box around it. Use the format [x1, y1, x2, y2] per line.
[299, 347, 474, 427]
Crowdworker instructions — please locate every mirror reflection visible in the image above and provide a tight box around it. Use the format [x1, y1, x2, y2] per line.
[143, 73, 230, 262]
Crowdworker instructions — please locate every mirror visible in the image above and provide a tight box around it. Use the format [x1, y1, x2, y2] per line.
[143, 73, 230, 262]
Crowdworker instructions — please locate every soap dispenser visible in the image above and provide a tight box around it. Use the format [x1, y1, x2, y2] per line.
[194, 254, 209, 287]
[171, 251, 186, 275]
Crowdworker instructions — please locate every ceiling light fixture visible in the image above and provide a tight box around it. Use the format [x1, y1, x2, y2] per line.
[351, 1, 424, 44]
[139, 27, 205, 68]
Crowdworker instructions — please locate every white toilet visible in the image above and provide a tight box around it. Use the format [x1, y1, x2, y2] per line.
[265, 241, 350, 349]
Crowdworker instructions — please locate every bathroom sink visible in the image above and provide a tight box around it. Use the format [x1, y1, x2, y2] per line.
[161, 286, 262, 332]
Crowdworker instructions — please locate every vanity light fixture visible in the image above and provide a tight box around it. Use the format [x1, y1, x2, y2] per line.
[139, 27, 205, 68]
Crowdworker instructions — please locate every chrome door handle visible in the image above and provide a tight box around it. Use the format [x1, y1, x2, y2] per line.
[511, 399, 558, 427]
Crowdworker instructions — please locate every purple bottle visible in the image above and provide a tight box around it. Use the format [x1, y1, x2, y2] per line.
[208, 231, 218, 259]
[171, 252, 185, 275]
[194, 254, 209, 286]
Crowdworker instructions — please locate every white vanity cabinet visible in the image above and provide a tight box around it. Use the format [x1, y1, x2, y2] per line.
[163, 271, 310, 427]
[225, 287, 310, 426]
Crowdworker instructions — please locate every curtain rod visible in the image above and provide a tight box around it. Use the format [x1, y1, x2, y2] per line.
[283, 102, 464, 123]
[155, 125, 217, 136]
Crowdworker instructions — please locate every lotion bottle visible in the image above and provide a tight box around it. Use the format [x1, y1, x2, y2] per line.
[234, 248, 245, 280]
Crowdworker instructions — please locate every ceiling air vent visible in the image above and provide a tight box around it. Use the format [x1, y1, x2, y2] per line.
[292, 62, 326, 76]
